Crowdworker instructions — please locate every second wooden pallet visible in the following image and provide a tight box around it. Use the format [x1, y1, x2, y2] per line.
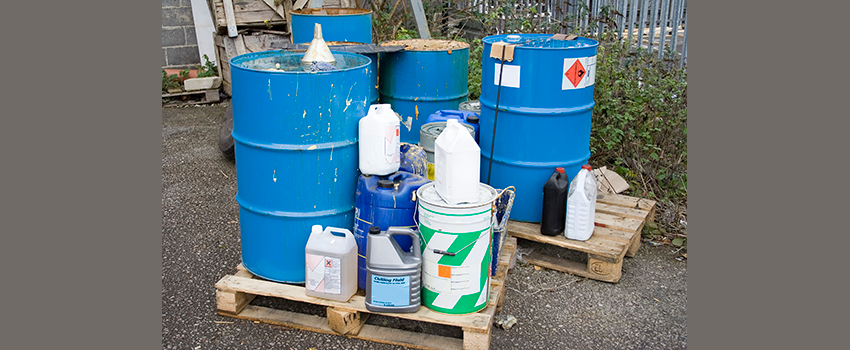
[507, 192, 656, 283]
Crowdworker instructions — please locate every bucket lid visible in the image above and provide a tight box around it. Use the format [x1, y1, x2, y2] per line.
[417, 182, 497, 209]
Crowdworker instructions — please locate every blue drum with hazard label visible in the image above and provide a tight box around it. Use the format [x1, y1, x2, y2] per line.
[479, 34, 599, 223]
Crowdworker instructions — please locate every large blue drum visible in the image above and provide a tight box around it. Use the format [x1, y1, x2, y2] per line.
[479, 34, 599, 223]
[379, 39, 469, 144]
[290, 8, 372, 45]
[230, 51, 371, 283]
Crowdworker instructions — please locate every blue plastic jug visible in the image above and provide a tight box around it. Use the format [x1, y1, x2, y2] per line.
[353, 171, 429, 289]
[424, 110, 480, 143]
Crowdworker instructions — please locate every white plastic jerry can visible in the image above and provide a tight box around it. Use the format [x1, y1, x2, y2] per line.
[565, 165, 598, 241]
[305, 225, 358, 302]
[434, 119, 481, 204]
[359, 104, 400, 176]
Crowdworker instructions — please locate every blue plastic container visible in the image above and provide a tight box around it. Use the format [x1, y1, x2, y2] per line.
[291, 8, 372, 45]
[230, 51, 371, 283]
[399, 143, 428, 177]
[479, 34, 599, 223]
[424, 110, 480, 143]
[379, 40, 469, 144]
[353, 171, 429, 289]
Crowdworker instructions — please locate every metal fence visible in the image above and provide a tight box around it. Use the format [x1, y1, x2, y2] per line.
[446, 0, 687, 66]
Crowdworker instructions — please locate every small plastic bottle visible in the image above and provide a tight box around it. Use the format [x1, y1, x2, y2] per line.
[541, 167, 569, 236]
[565, 165, 598, 241]
[359, 104, 400, 175]
[305, 226, 358, 302]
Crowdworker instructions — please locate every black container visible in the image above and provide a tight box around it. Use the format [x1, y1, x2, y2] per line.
[540, 167, 569, 236]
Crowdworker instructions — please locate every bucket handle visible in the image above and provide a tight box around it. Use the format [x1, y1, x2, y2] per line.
[492, 186, 516, 230]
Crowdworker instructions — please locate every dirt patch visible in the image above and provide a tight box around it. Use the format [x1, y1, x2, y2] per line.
[381, 39, 470, 51]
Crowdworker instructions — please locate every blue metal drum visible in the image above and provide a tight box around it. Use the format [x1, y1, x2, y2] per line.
[353, 171, 429, 289]
[379, 40, 469, 144]
[479, 34, 599, 223]
[327, 42, 379, 105]
[291, 8, 372, 45]
[230, 51, 371, 283]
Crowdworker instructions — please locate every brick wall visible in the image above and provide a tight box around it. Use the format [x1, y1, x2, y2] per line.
[162, 0, 201, 69]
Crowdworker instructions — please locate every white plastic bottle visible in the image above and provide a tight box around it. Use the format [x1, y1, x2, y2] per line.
[434, 119, 481, 204]
[305, 226, 358, 302]
[565, 165, 598, 241]
[359, 104, 400, 176]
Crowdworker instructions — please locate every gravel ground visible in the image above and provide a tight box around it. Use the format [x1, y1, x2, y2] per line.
[162, 103, 687, 350]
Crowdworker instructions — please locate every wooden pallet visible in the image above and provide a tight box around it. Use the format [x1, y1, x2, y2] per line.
[215, 236, 517, 350]
[507, 192, 656, 283]
[161, 89, 221, 106]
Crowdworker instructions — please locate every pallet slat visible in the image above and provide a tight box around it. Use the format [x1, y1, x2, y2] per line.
[508, 220, 627, 261]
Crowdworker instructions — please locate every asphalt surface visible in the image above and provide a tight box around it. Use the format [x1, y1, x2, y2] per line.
[162, 103, 687, 349]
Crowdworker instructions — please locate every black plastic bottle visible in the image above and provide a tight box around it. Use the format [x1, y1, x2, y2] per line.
[541, 167, 569, 236]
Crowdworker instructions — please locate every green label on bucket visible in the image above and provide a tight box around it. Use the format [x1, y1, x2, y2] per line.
[419, 224, 491, 313]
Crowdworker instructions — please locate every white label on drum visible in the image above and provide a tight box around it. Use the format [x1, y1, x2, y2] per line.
[494, 63, 521, 88]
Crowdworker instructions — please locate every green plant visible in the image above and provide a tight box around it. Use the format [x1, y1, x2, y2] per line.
[395, 27, 417, 40]
[196, 54, 218, 78]
[162, 69, 181, 93]
[464, 38, 483, 100]
[590, 31, 687, 236]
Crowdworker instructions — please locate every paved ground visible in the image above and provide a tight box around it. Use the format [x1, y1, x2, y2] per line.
[162, 103, 687, 349]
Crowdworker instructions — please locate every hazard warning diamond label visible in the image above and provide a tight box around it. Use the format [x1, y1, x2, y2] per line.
[565, 60, 585, 87]
[562, 55, 596, 90]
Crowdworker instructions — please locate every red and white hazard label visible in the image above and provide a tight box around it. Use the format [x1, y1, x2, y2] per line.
[562, 56, 596, 90]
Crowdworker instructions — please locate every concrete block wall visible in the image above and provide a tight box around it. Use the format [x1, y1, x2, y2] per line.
[162, 0, 201, 69]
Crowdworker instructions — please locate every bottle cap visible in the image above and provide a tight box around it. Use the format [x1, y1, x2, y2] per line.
[556, 167, 565, 173]
[582, 164, 592, 170]
[378, 179, 394, 188]
[369, 226, 381, 235]
[467, 115, 479, 124]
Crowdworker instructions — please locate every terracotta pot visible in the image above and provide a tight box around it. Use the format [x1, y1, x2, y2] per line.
[164, 69, 199, 83]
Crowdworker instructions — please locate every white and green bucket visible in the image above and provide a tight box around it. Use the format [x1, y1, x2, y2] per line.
[416, 182, 502, 315]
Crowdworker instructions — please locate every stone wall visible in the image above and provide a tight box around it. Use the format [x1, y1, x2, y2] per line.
[162, 0, 201, 69]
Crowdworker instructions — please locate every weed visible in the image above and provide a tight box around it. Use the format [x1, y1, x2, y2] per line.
[197, 54, 218, 78]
